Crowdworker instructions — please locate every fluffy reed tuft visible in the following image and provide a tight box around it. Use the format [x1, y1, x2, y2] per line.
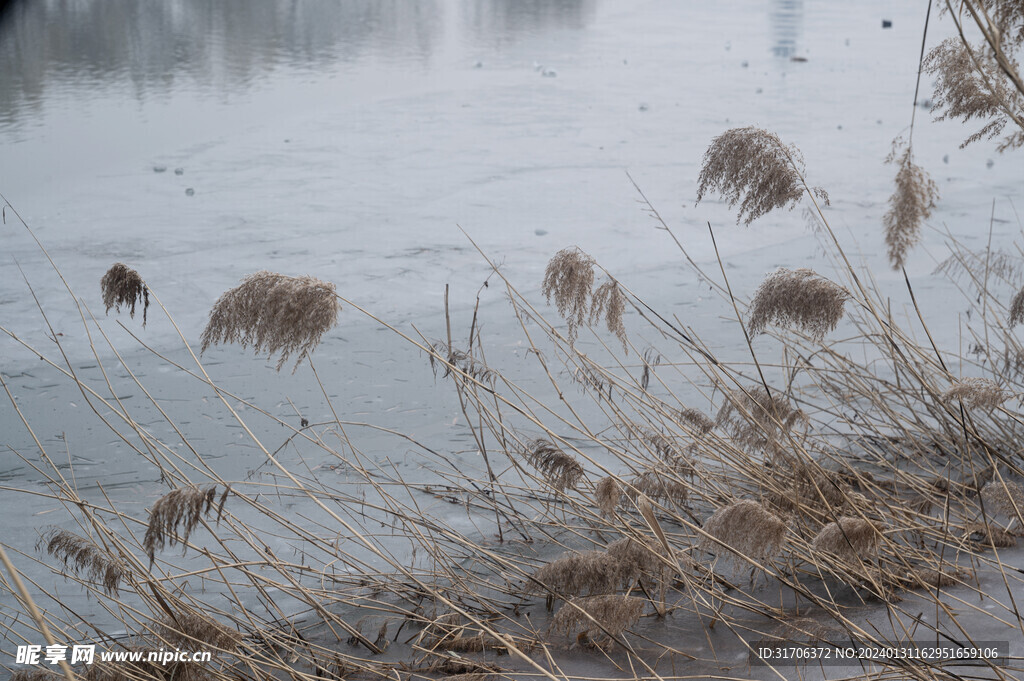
[748, 268, 850, 340]
[716, 386, 806, 450]
[551, 595, 645, 637]
[143, 485, 226, 566]
[594, 476, 621, 516]
[542, 247, 595, 344]
[677, 407, 714, 436]
[430, 342, 497, 385]
[201, 271, 340, 372]
[41, 529, 123, 595]
[811, 517, 880, 564]
[967, 522, 1017, 548]
[700, 499, 787, 565]
[980, 479, 1024, 520]
[101, 263, 149, 326]
[940, 377, 1009, 410]
[627, 466, 689, 506]
[883, 147, 939, 270]
[529, 549, 621, 596]
[696, 127, 815, 225]
[605, 536, 667, 584]
[1011, 287, 1024, 326]
[521, 438, 584, 492]
[159, 610, 241, 651]
[925, 37, 1024, 151]
[589, 279, 628, 351]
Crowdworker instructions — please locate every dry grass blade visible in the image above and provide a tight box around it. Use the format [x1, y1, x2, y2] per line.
[980, 479, 1024, 520]
[940, 377, 1009, 410]
[552, 595, 645, 637]
[811, 517, 880, 564]
[520, 438, 584, 492]
[589, 279, 628, 352]
[143, 486, 220, 566]
[696, 127, 813, 225]
[883, 146, 939, 270]
[748, 268, 850, 340]
[701, 500, 787, 566]
[200, 271, 340, 372]
[41, 529, 123, 595]
[542, 247, 595, 344]
[594, 476, 621, 517]
[100, 262, 149, 326]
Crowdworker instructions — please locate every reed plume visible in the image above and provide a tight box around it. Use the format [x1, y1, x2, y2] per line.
[201, 271, 340, 372]
[594, 476, 621, 516]
[811, 517, 880, 564]
[925, 37, 1024, 151]
[700, 499, 787, 565]
[551, 595, 645, 637]
[716, 386, 806, 450]
[967, 521, 1017, 547]
[143, 485, 226, 566]
[1010, 286, 1024, 326]
[696, 127, 825, 225]
[980, 479, 1024, 520]
[589, 279, 628, 351]
[542, 247, 595, 344]
[627, 466, 689, 506]
[884, 146, 939, 270]
[529, 550, 621, 596]
[605, 536, 667, 584]
[521, 438, 584, 492]
[41, 529, 123, 595]
[748, 268, 849, 340]
[677, 407, 714, 436]
[430, 342, 497, 384]
[940, 377, 1009, 410]
[159, 611, 241, 651]
[100, 262, 149, 326]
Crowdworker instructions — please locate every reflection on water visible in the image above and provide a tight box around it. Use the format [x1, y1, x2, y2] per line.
[0, 0, 596, 129]
[769, 0, 803, 58]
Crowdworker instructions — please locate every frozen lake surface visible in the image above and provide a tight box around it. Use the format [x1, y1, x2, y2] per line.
[2, 1, 1024, 678]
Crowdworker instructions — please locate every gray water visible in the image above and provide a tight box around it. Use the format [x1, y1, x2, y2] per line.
[2, 1, 1024, 678]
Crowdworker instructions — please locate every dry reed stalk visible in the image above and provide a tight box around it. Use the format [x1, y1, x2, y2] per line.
[529, 549, 621, 596]
[594, 476, 621, 516]
[811, 517, 880, 564]
[201, 271, 340, 371]
[589, 279, 628, 351]
[159, 610, 241, 651]
[143, 485, 225, 566]
[41, 529, 124, 595]
[551, 595, 645, 637]
[700, 499, 787, 565]
[541, 247, 595, 344]
[696, 127, 827, 224]
[883, 146, 939, 270]
[100, 262, 149, 326]
[716, 386, 806, 450]
[748, 268, 850, 340]
[980, 479, 1024, 520]
[520, 438, 584, 492]
[940, 377, 1009, 410]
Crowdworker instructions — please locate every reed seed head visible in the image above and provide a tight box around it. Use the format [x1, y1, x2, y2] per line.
[980, 479, 1024, 519]
[594, 476, 621, 517]
[717, 386, 806, 450]
[941, 377, 1009, 410]
[521, 438, 584, 492]
[884, 147, 939, 270]
[529, 549, 622, 596]
[677, 407, 714, 437]
[1011, 287, 1024, 326]
[159, 611, 241, 651]
[811, 517, 880, 564]
[696, 127, 815, 225]
[589, 279, 628, 352]
[201, 271, 340, 372]
[552, 595, 645, 637]
[701, 499, 787, 564]
[748, 268, 850, 340]
[101, 262, 149, 326]
[41, 529, 123, 595]
[542, 247, 595, 345]
[143, 485, 220, 566]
